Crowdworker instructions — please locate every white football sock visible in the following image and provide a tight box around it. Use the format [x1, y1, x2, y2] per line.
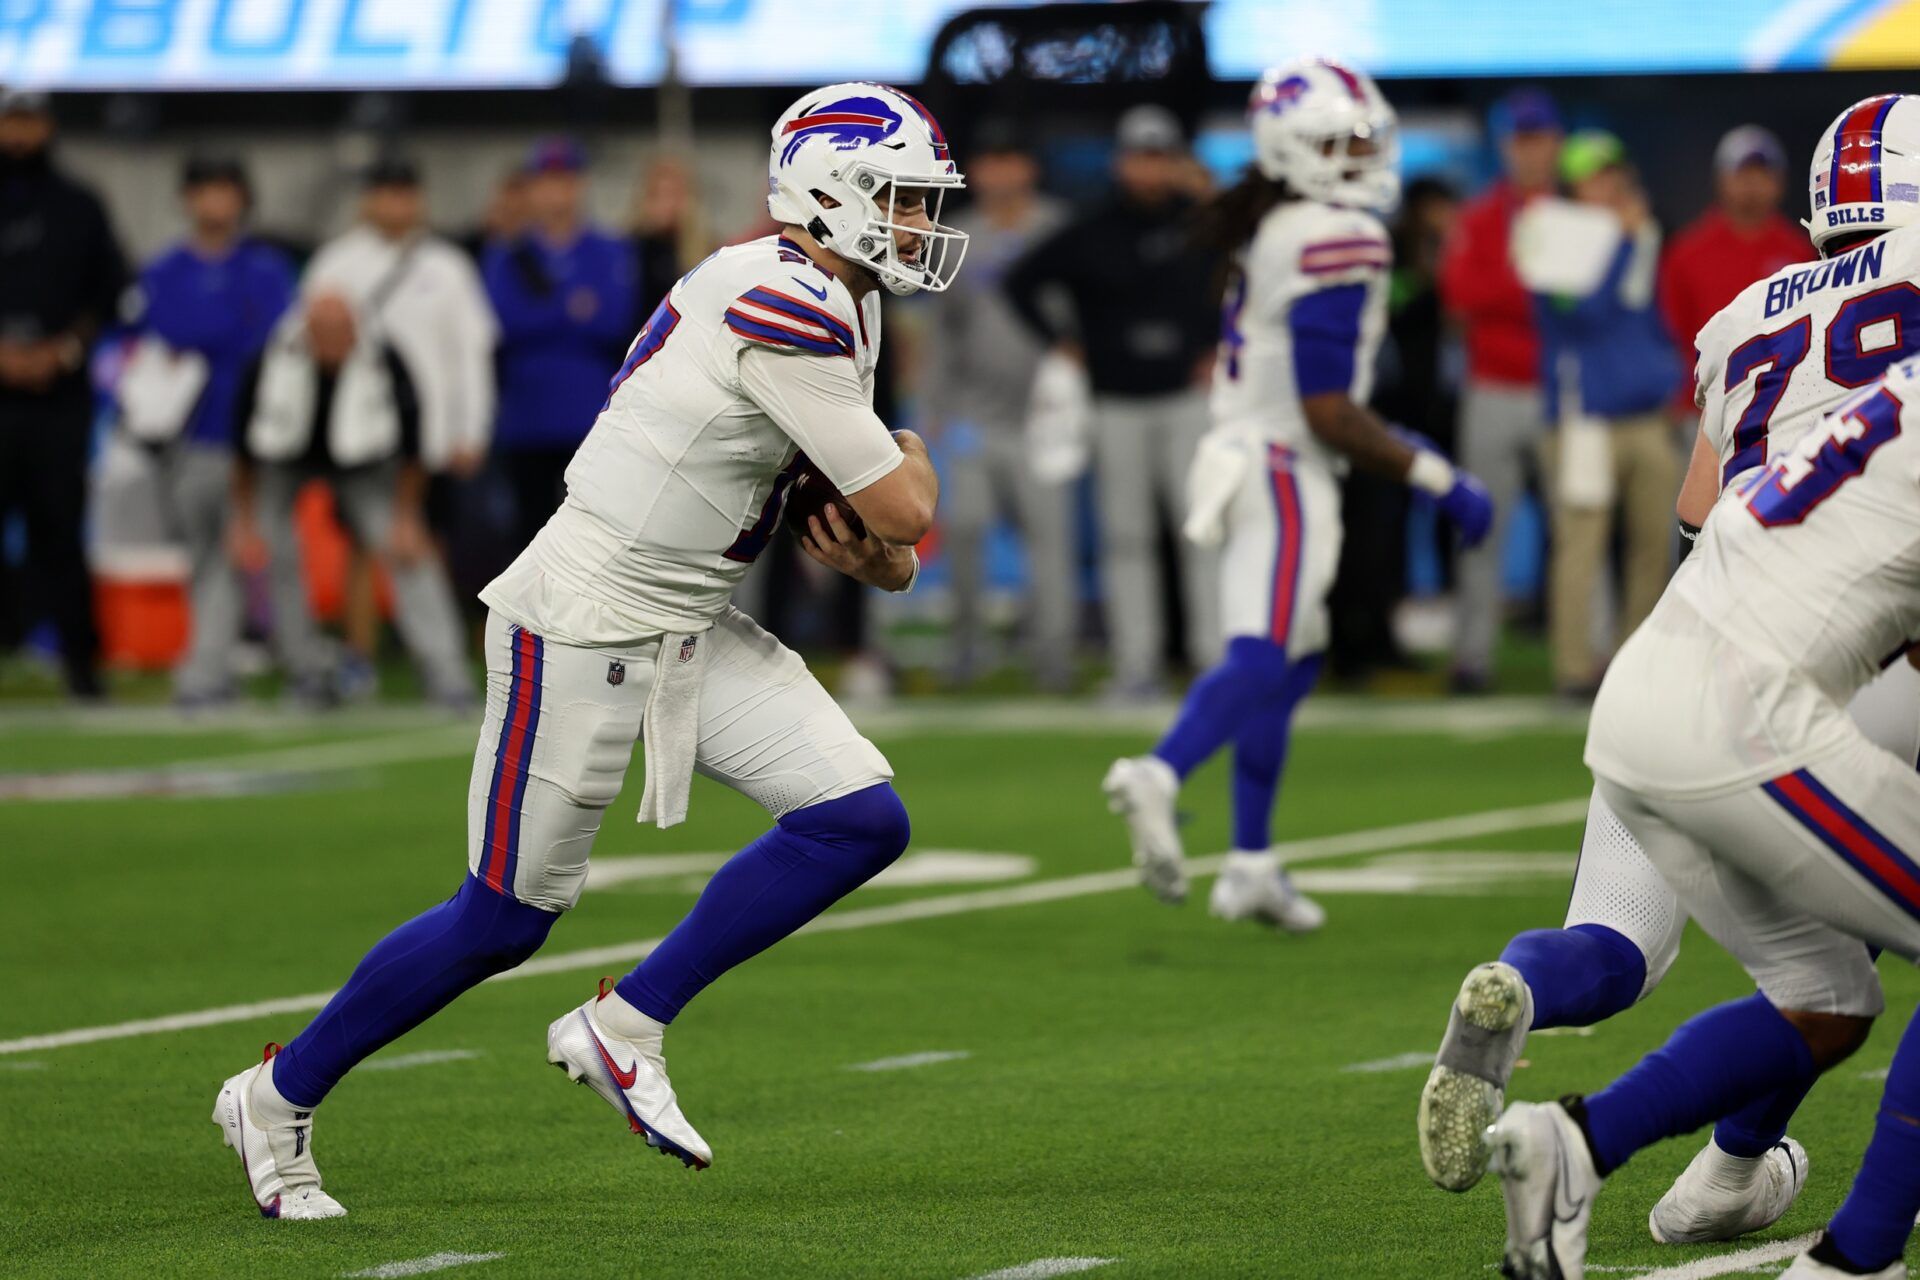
[250, 1058, 307, 1127]
[1699, 1138, 1766, 1191]
[595, 988, 668, 1049]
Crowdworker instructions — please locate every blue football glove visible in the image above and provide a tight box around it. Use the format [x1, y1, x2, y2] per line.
[1440, 471, 1494, 548]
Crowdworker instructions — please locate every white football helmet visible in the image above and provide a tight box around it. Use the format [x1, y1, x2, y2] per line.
[1248, 58, 1400, 212]
[1807, 94, 1920, 256]
[767, 82, 968, 295]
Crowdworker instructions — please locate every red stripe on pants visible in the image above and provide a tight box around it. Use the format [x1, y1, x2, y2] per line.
[1773, 772, 1920, 911]
[485, 629, 537, 892]
[1269, 461, 1303, 645]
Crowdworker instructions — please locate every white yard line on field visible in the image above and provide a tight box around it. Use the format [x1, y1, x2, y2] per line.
[846, 1050, 971, 1073]
[0, 798, 1588, 1056]
[1627, 1233, 1819, 1279]
[361, 1049, 483, 1072]
[1341, 1051, 1435, 1074]
[0, 694, 1586, 743]
[966, 1260, 1116, 1280]
[342, 1253, 506, 1279]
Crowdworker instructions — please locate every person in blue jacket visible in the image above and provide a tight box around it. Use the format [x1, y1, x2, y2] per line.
[125, 155, 296, 704]
[482, 138, 638, 555]
[1533, 131, 1682, 697]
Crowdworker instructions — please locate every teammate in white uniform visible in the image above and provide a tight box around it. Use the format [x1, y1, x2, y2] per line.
[1487, 353, 1920, 1280]
[1103, 59, 1492, 926]
[1420, 97, 1920, 1246]
[210, 83, 966, 1217]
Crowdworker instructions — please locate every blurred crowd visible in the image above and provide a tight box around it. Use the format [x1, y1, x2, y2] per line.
[0, 83, 1811, 705]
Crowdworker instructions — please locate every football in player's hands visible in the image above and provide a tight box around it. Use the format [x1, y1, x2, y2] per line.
[784, 464, 868, 542]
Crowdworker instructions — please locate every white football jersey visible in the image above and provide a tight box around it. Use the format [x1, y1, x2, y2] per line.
[1680, 357, 1920, 702]
[481, 234, 894, 644]
[1695, 221, 1920, 492]
[1210, 199, 1390, 471]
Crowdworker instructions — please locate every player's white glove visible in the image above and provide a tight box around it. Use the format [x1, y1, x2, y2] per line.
[1182, 425, 1255, 548]
[1025, 349, 1092, 484]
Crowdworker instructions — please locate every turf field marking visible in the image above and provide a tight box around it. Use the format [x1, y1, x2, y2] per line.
[967, 1259, 1116, 1280]
[847, 1050, 971, 1072]
[1861, 1066, 1890, 1081]
[585, 850, 1037, 894]
[1625, 1232, 1818, 1279]
[0, 798, 1589, 1056]
[1341, 1051, 1434, 1074]
[342, 1253, 506, 1279]
[0, 1060, 46, 1071]
[362, 1049, 483, 1072]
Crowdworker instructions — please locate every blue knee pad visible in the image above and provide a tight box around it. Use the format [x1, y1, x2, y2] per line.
[1223, 636, 1294, 695]
[779, 781, 912, 879]
[1501, 923, 1648, 1030]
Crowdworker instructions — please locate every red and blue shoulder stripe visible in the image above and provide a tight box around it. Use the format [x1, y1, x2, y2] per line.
[726, 284, 856, 357]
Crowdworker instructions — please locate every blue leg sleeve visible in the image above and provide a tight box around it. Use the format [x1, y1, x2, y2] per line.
[272, 874, 558, 1108]
[1229, 653, 1322, 851]
[616, 782, 910, 1023]
[1581, 993, 1816, 1175]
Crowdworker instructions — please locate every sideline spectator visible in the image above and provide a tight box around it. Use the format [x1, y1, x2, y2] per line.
[628, 154, 711, 320]
[1005, 105, 1219, 698]
[922, 124, 1076, 690]
[234, 293, 472, 707]
[1336, 176, 1461, 678]
[483, 138, 638, 555]
[120, 155, 296, 704]
[306, 157, 498, 626]
[308, 158, 497, 494]
[1442, 88, 1560, 693]
[1659, 125, 1811, 412]
[459, 169, 528, 261]
[0, 88, 127, 699]
[1531, 131, 1681, 696]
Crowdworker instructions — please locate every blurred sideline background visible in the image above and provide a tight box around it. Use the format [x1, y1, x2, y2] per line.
[4, 0, 1918, 709]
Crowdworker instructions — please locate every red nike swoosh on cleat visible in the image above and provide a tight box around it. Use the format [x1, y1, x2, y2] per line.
[586, 1021, 639, 1090]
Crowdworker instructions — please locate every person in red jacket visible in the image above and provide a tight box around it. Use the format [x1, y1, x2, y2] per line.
[1442, 88, 1561, 692]
[1659, 125, 1812, 417]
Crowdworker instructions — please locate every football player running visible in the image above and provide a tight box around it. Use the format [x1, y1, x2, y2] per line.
[210, 83, 965, 1217]
[1421, 94, 1920, 1247]
[1103, 59, 1493, 927]
[1487, 348, 1920, 1280]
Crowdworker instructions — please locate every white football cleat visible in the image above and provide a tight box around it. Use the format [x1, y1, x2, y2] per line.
[1781, 1238, 1908, 1279]
[210, 1044, 347, 1220]
[547, 980, 712, 1170]
[1649, 1135, 1807, 1244]
[1103, 755, 1187, 904]
[1488, 1100, 1602, 1280]
[1208, 849, 1325, 933]
[1421, 961, 1533, 1192]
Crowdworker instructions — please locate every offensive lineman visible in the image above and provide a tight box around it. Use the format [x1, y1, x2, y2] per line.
[1487, 351, 1920, 1279]
[210, 83, 967, 1217]
[1421, 94, 1920, 1245]
[1103, 59, 1493, 925]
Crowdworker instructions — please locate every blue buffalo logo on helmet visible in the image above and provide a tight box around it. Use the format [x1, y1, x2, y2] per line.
[1252, 74, 1312, 117]
[779, 95, 903, 165]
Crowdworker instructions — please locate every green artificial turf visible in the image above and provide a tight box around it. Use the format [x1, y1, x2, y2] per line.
[1, 704, 1911, 1277]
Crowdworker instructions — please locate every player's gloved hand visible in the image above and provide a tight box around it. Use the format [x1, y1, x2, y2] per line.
[1438, 472, 1495, 548]
[1398, 426, 1495, 549]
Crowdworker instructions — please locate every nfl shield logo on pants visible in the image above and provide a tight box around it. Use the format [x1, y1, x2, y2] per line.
[679, 636, 698, 663]
[606, 661, 625, 687]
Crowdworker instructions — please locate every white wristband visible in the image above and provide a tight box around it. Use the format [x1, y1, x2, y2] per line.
[1406, 449, 1456, 498]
